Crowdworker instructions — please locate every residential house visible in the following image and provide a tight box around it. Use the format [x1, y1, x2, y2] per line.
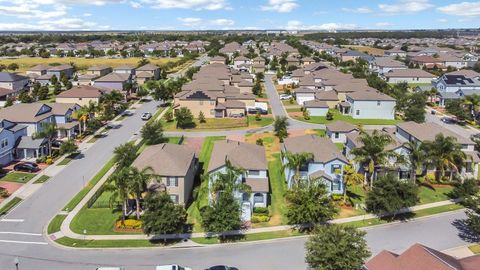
[326, 121, 358, 143]
[46, 64, 74, 79]
[364, 243, 480, 270]
[132, 143, 197, 204]
[384, 47, 407, 58]
[369, 57, 407, 74]
[209, 56, 226, 65]
[232, 56, 251, 70]
[87, 65, 112, 77]
[75, 74, 97, 86]
[314, 91, 339, 108]
[303, 100, 329, 116]
[295, 87, 317, 105]
[338, 50, 374, 62]
[136, 64, 161, 81]
[56, 85, 107, 106]
[26, 64, 49, 77]
[382, 69, 436, 84]
[0, 72, 29, 92]
[342, 89, 396, 120]
[434, 74, 480, 93]
[0, 119, 27, 165]
[281, 135, 348, 192]
[208, 140, 269, 221]
[47, 103, 80, 139]
[409, 55, 444, 69]
[0, 87, 15, 107]
[113, 65, 135, 75]
[93, 73, 132, 91]
[35, 74, 54, 86]
[438, 53, 468, 69]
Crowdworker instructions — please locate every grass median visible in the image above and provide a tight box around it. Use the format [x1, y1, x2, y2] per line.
[0, 197, 22, 216]
[55, 237, 179, 248]
[48, 215, 67, 234]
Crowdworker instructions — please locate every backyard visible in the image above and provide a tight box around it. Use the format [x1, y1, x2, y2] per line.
[291, 109, 403, 125]
[162, 115, 273, 131]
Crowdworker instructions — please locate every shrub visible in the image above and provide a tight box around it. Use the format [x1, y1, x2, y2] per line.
[253, 207, 269, 215]
[255, 112, 261, 121]
[256, 138, 264, 146]
[116, 219, 143, 229]
[425, 172, 436, 183]
[326, 111, 334, 121]
[46, 157, 53, 165]
[251, 214, 270, 223]
[36, 156, 47, 164]
[450, 179, 479, 200]
[331, 194, 343, 201]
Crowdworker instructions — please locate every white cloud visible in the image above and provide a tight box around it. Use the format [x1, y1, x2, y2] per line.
[437, 2, 480, 17]
[177, 17, 203, 27]
[341, 7, 372, 13]
[130, 1, 141, 8]
[0, 18, 110, 31]
[260, 0, 299, 13]
[83, 13, 92, 16]
[379, 0, 433, 14]
[140, 0, 230, 10]
[285, 20, 357, 31]
[437, 18, 448, 23]
[0, 3, 67, 19]
[177, 17, 234, 28]
[209, 19, 234, 26]
[375, 22, 392, 27]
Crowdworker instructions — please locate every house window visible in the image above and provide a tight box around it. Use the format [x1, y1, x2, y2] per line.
[253, 193, 264, 203]
[249, 170, 260, 176]
[0, 139, 8, 148]
[356, 110, 360, 116]
[331, 164, 341, 174]
[167, 177, 178, 187]
[377, 101, 381, 106]
[169, 194, 179, 203]
[332, 180, 341, 191]
[334, 132, 339, 139]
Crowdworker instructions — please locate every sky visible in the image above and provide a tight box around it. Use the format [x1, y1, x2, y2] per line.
[0, 0, 479, 31]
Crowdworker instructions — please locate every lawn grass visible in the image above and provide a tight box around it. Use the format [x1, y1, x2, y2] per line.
[55, 237, 177, 248]
[163, 118, 249, 131]
[469, 244, 480, 254]
[292, 110, 402, 125]
[70, 208, 140, 235]
[58, 153, 79, 166]
[0, 172, 36, 183]
[0, 197, 22, 216]
[0, 57, 180, 73]
[286, 107, 301, 113]
[33, 175, 50, 184]
[418, 185, 453, 205]
[192, 229, 303, 244]
[187, 136, 226, 232]
[48, 214, 67, 234]
[62, 158, 115, 211]
[247, 116, 274, 128]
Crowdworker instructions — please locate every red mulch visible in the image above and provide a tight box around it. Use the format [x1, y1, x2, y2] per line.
[0, 181, 23, 203]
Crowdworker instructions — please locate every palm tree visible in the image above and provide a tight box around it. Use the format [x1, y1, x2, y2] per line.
[422, 134, 466, 182]
[100, 90, 124, 118]
[113, 142, 137, 169]
[274, 116, 289, 142]
[104, 168, 130, 222]
[210, 161, 251, 201]
[283, 151, 314, 187]
[35, 122, 57, 156]
[403, 141, 425, 183]
[342, 164, 364, 202]
[350, 130, 395, 188]
[126, 166, 156, 220]
[463, 94, 480, 121]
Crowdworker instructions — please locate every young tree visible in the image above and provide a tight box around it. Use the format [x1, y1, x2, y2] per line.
[252, 82, 262, 96]
[366, 174, 418, 219]
[127, 167, 154, 220]
[53, 83, 62, 95]
[18, 92, 34, 103]
[342, 164, 364, 202]
[104, 168, 130, 222]
[7, 63, 18, 72]
[141, 121, 164, 145]
[285, 183, 338, 225]
[142, 192, 187, 239]
[59, 139, 79, 156]
[175, 107, 194, 129]
[4, 96, 14, 107]
[326, 111, 334, 121]
[283, 152, 313, 187]
[165, 111, 174, 122]
[65, 81, 73, 90]
[200, 191, 242, 238]
[50, 74, 58, 85]
[198, 111, 206, 123]
[305, 225, 371, 270]
[113, 142, 137, 168]
[273, 116, 289, 142]
[403, 141, 426, 183]
[38, 85, 49, 100]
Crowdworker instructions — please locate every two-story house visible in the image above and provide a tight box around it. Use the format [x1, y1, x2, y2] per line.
[46, 64, 75, 79]
[281, 135, 348, 193]
[342, 89, 396, 120]
[93, 73, 132, 91]
[0, 120, 27, 165]
[207, 140, 269, 221]
[326, 121, 358, 144]
[0, 72, 29, 92]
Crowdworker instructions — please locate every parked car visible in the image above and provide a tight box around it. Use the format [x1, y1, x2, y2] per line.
[156, 264, 192, 270]
[471, 133, 480, 141]
[141, 112, 152, 120]
[441, 117, 456, 124]
[96, 268, 125, 270]
[279, 94, 292, 100]
[52, 139, 64, 148]
[206, 266, 237, 270]
[430, 110, 436, 115]
[13, 163, 39, 173]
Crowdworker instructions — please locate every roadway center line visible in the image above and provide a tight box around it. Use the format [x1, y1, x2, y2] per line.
[0, 232, 42, 236]
[0, 219, 24, 222]
[0, 239, 48, 245]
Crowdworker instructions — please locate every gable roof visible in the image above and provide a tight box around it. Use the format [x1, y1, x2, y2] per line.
[132, 143, 195, 177]
[315, 90, 339, 101]
[0, 72, 28, 82]
[326, 121, 358, 133]
[396, 122, 473, 145]
[383, 69, 435, 78]
[56, 85, 106, 99]
[88, 65, 111, 71]
[208, 140, 267, 172]
[0, 103, 52, 123]
[347, 89, 396, 101]
[136, 64, 159, 71]
[282, 135, 348, 163]
[95, 72, 130, 82]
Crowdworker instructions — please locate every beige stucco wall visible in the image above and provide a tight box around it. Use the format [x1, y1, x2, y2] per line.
[56, 97, 99, 106]
[176, 99, 217, 118]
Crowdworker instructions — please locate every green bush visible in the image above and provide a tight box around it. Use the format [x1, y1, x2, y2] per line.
[450, 179, 479, 200]
[253, 207, 269, 214]
[251, 214, 270, 223]
[331, 194, 343, 201]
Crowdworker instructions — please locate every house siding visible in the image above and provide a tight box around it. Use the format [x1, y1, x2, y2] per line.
[348, 98, 396, 119]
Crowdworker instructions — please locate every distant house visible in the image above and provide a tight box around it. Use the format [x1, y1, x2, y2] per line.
[56, 85, 107, 106]
[75, 74, 97, 86]
[364, 243, 480, 270]
[384, 47, 407, 58]
[339, 50, 374, 62]
[434, 74, 480, 93]
[136, 64, 160, 81]
[0, 87, 15, 107]
[87, 65, 112, 77]
[26, 64, 50, 77]
[325, 121, 358, 143]
[314, 91, 339, 108]
[369, 57, 407, 74]
[46, 64, 75, 79]
[342, 89, 396, 120]
[113, 65, 135, 75]
[295, 87, 317, 105]
[382, 69, 436, 84]
[303, 100, 329, 116]
[232, 56, 251, 70]
[93, 73, 132, 91]
[281, 135, 348, 192]
[209, 56, 226, 64]
[132, 143, 197, 204]
[0, 72, 29, 92]
[207, 140, 269, 221]
[409, 55, 443, 69]
[35, 74, 54, 86]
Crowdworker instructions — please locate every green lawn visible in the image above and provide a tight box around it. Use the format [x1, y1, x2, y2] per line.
[247, 116, 274, 128]
[33, 175, 50, 184]
[48, 214, 67, 234]
[163, 118, 249, 131]
[62, 158, 115, 211]
[314, 129, 326, 137]
[58, 153, 79, 166]
[70, 208, 140, 235]
[292, 110, 403, 125]
[0, 197, 22, 216]
[192, 229, 303, 244]
[55, 237, 177, 248]
[187, 136, 226, 232]
[1, 172, 36, 183]
[418, 185, 453, 205]
[469, 244, 480, 254]
[286, 107, 301, 113]
[263, 153, 288, 226]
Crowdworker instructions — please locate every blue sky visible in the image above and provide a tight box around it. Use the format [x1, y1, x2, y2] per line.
[0, 0, 479, 31]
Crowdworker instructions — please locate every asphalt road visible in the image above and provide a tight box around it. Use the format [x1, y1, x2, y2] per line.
[0, 210, 471, 270]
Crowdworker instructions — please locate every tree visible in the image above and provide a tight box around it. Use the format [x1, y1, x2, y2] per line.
[450, 178, 479, 200]
[305, 224, 371, 270]
[283, 151, 313, 187]
[422, 134, 466, 182]
[273, 116, 289, 142]
[252, 82, 262, 96]
[198, 111, 206, 123]
[4, 96, 13, 107]
[113, 142, 137, 168]
[38, 86, 49, 100]
[350, 130, 396, 187]
[65, 81, 73, 90]
[137, 58, 150, 67]
[255, 72, 264, 82]
[366, 174, 418, 219]
[446, 99, 469, 121]
[200, 191, 242, 238]
[403, 141, 425, 183]
[136, 87, 149, 100]
[50, 74, 58, 85]
[18, 92, 34, 103]
[104, 168, 130, 222]
[141, 120, 164, 145]
[127, 166, 155, 220]
[53, 83, 62, 95]
[303, 109, 310, 120]
[285, 183, 338, 225]
[209, 162, 251, 199]
[59, 139, 78, 156]
[464, 195, 480, 237]
[326, 111, 333, 121]
[342, 164, 364, 202]
[165, 111, 174, 122]
[403, 92, 427, 123]
[100, 90, 124, 118]
[175, 107, 194, 129]
[0, 64, 5, 71]
[7, 63, 18, 71]
[35, 123, 57, 156]
[150, 82, 171, 103]
[142, 192, 187, 239]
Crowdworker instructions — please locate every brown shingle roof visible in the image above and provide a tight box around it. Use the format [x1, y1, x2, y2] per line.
[95, 72, 130, 82]
[347, 89, 396, 101]
[56, 85, 105, 99]
[245, 178, 269, 192]
[383, 69, 435, 78]
[282, 135, 348, 163]
[208, 140, 267, 172]
[315, 90, 339, 101]
[136, 64, 159, 71]
[304, 100, 328, 108]
[326, 121, 358, 133]
[396, 122, 473, 145]
[88, 65, 111, 71]
[0, 103, 51, 123]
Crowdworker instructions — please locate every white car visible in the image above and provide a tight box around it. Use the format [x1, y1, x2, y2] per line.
[141, 112, 152, 120]
[96, 267, 125, 270]
[156, 264, 192, 270]
[279, 94, 292, 100]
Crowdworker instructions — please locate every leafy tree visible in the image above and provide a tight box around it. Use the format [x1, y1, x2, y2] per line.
[142, 192, 187, 239]
[113, 142, 137, 168]
[342, 164, 364, 202]
[255, 72, 264, 82]
[326, 111, 333, 121]
[403, 141, 426, 183]
[4, 96, 14, 107]
[464, 194, 480, 237]
[141, 121, 164, 145]
[50, 74, 58, 85]
[0, 64, 6, 71]
[175, 107, 194, 129]
[7, 63, 18, 71]
[18, 92, 33, 103]
[285, 183, 338, 225]
[209, 162, 251, 198]
[305, 224, 371, 270]
[252, 82, 262, 96]
[104, 168, 130, 222]
[165, 111, 174, 122]
[450, 178, 479, 200]
[446, 99, 469, 121]
[150, 82, 171, 103]
[403, 92, 427, 123]
[136, 87, 149, 100]
[366, 174, 418, 218]
[200, 191, 242, 238]
[53, 83, 62, 95]
[100, 90, 124, 118]
[161, 69, 167, 79]
[127, 166, 155, 220]
[273, 116, 289, 142]
[65, 81, 73, 90]
[283, 151, 313, 187]
[38, 85, 49, 100]
[185, 66, 201, 80]
[59, 139, 79, 155]
[422, 134, 466, 182]
[198, 111, 206, 123]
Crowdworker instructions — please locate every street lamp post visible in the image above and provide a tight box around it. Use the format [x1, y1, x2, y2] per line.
[14, 257, 19, 270]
